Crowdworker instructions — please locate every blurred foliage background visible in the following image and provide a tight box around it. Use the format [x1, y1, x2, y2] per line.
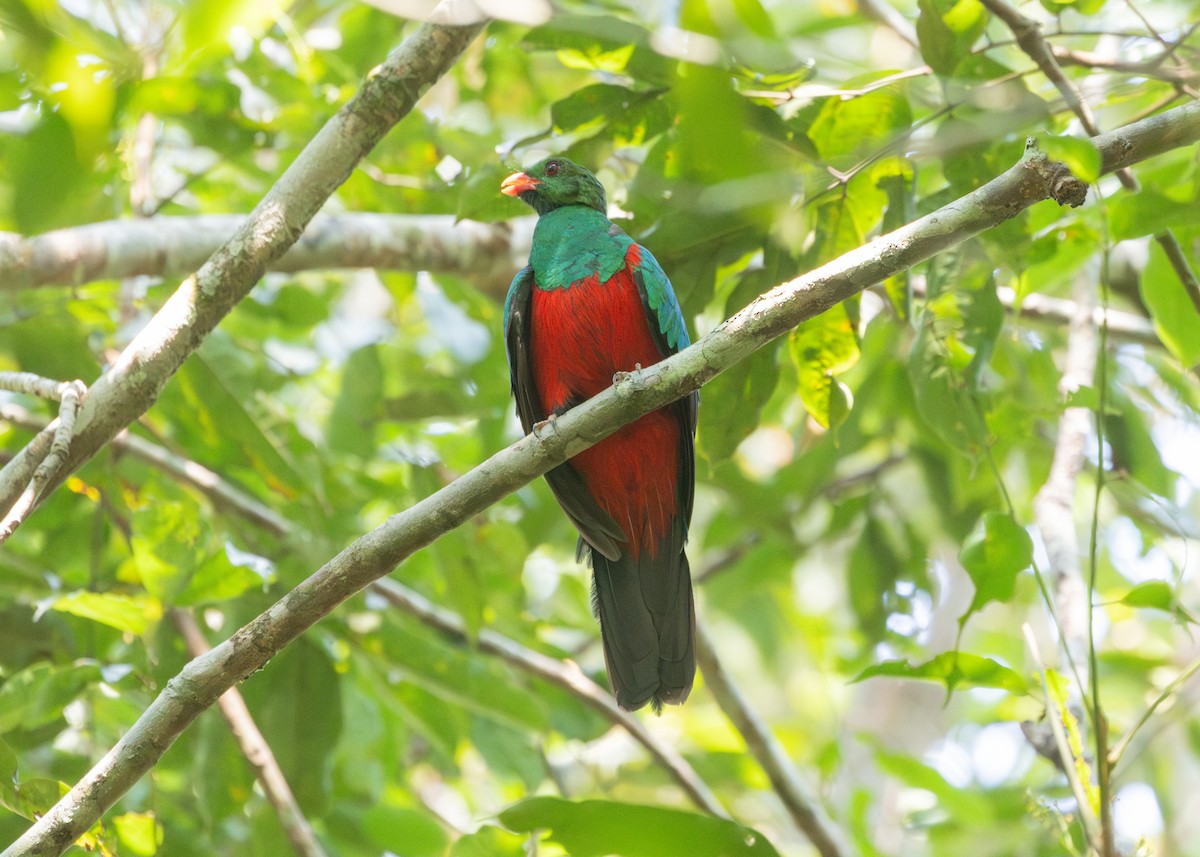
[1, 0, 1199, 854]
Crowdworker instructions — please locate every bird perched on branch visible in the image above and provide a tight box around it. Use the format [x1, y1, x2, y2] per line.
[501, 157, 698, 712]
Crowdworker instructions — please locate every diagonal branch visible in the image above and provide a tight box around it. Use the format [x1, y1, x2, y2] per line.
[369, 579, 729, 819]
[694, 622, 846, 857]
[4, 99, 1199, 857]
[171, 610, 330, 857]
[0, 4, 488, 545]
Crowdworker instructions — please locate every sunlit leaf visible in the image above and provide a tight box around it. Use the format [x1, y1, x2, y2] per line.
[1037, 135, 1101, 184]
[112, 811, 161, 857]
[451, 826, 528, 857]
[48, 592, 162, 636]
[499, 797, 781, 856]
[959, 512, 1033, 623]
[917, 0, 989, 74]
[854, 652, 1028, 694]
[1139, 228, 1200, 367]
[790, 304, 860, 429]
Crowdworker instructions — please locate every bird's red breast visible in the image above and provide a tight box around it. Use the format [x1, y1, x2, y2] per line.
[529, 248, 680, 558]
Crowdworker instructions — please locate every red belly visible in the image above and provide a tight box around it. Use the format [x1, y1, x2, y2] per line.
[530, 264, 680, 558]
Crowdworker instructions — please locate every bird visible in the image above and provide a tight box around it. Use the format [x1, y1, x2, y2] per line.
[501, 157, 698, 712]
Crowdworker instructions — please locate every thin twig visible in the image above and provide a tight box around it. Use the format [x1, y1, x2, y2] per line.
[694, 622, 846, 857]
[8, 400, 728, 819]
[369, 579, 729, 819]
[171, 610, 330, 857]
[1109, 653, 1200, 771]
[979, 0, 1200, 321]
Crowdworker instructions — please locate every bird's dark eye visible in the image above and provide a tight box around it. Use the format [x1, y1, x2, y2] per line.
[545, 160, 560, 176]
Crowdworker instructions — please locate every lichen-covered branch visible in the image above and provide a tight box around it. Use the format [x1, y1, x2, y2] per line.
[4, 98, 1198, 857]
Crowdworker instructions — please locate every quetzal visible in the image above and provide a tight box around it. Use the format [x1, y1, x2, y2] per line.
[501, 157, 698, 712]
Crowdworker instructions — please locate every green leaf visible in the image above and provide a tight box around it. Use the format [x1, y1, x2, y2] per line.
[499, 797, 780, 857]
[1037, 135, 1101, 184]
[1139, 230, 1200, 367]
[11, 110, 86, 233]
[112, 811, 161, 857]
[175, 543, 272, 606]
[959, 512, 1033, 622]
[48, 591, 162, 636]
[1121, 580, 1173, 610]
[917, 0, 989, 75]
[1110, 191, 1199, 240]
[239, 639, 343, 815]
[699, 346, 779, 462]
[552, 83, 637, 133]
[1039, 0, 1107, 14]
[909, 267, 1002, 453]
[175, 355, 309, 500]
[807, 78, 913, 165]
[379, 622, 548, 733]
[327, 345, 385, 456]
[1120, 580, 1196, 623]
[0, 662, 103, 734]
[789, 304, 860, 429]
[459, 162, 528, 222]
[451, 826, 528, 857]
[177, 0, 292, 57]
[732, 0, 778, 38]
[358, 805, 448, 857]
[854, 652, 1028, 694]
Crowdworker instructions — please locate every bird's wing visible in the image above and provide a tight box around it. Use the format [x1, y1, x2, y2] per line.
[504, 264, 626, 560]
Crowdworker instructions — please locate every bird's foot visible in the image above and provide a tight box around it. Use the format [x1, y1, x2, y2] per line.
[613, 363, 643, 385]
[532, 413, 559, 439]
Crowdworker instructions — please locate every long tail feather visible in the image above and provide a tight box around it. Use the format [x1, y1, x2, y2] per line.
[589, 538, 695, 711]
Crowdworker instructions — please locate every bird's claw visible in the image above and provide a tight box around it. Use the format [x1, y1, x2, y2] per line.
[532, 413, 559, 439]
[613, 363, 643, 386]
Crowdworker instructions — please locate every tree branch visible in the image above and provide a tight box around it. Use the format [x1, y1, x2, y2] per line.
[0, 5, 488, 545]
[368, 579, 729, 819]
[0, 214, 532, 297]
[0, 376, 87, 544]
[4, 97, 1198, 857]
[1032, 268, 1098, 672]
[694, 622, 847, 857]
[171, 610, 330, 857]
[980, 0, 1200, 318]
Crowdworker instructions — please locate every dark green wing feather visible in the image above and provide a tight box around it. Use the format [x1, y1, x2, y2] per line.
[503, 265, 626, 561]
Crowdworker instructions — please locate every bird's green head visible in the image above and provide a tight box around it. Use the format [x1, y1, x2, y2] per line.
[500, 157, 607, 216]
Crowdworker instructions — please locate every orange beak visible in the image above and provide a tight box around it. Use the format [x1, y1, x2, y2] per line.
[500, 171, 540, 197]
